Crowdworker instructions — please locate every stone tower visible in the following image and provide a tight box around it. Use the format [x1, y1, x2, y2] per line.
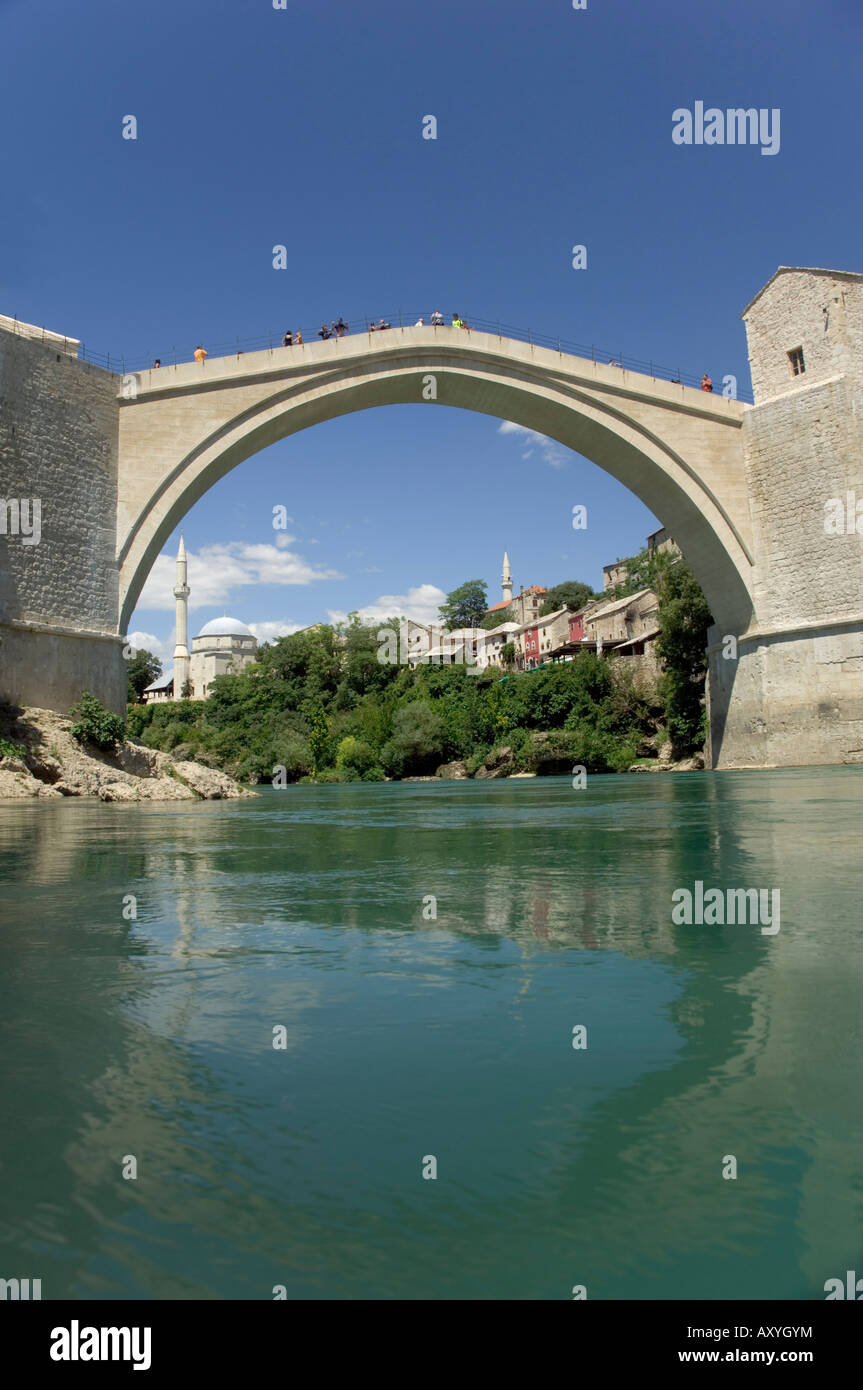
[501, 551, 513, 606]
[172, 534, 190, 697]
[706, 266, 863, 767]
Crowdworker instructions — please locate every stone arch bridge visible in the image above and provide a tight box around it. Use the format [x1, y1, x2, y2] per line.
[2, 267, 862, 769]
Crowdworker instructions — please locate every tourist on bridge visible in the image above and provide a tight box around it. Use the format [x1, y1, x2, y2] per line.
[376, 317, 391, 331]
[153, 359, 161, 368]
[295, 330, 303, 345]
[335, 317, 348, 336]
[194, 345, 208, 363]
[701, 373, 713, 392]
[430, 310, 444, 326]
[282, 331, 293, 347]
[415, 317, 425, 326]
[318, 324, 331, 341]
[452, 313, 464, 328]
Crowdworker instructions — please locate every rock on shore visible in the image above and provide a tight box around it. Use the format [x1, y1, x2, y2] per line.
[0, 706, 255, 802]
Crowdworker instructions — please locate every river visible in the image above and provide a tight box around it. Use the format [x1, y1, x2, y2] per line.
[1, 770, 861, 1300]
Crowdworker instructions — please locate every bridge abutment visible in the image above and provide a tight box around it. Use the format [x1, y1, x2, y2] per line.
[0, 327, 126, 716]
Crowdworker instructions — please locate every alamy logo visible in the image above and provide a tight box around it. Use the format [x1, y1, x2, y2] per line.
[0, 497, 41, 545]
[50, 1321, 152, 1371]
[671, 881, 780, 935]
[672, 102, 780, 156]
[377, 621, 481, 668]
[824, 491, 863, 535]
[0, 1277, 41, 1299]
[824, 1271, 863, 1299]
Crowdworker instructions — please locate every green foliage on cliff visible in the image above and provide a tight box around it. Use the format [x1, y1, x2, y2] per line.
[124, 563, 710, 782]
[70, 692, 125, 751]
[126, 632, 665, 784]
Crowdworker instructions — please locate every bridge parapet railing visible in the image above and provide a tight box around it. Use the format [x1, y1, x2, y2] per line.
[1, 311, 753, 402]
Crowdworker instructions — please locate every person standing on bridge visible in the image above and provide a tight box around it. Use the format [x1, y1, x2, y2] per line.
[295, 330, 304, 345]
[318, 324, 331, 341]
[194, 345, 208, 363]
[701, 373, 713, 392]
[282, 331, 293, 347]
[452, 313, 464, 328]
[431, 310, 444, 326]
[336, 317, 348, 336]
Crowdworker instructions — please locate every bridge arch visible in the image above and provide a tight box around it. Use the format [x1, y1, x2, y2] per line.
[117, 329, 753, 633]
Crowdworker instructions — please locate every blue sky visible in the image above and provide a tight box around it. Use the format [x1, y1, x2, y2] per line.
[2, 0, 860, 660]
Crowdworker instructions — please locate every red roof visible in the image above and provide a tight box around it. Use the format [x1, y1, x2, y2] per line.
[486, 585, 547, 613]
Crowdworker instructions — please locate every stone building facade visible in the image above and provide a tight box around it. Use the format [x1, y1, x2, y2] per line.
[742, 267, 863, 403]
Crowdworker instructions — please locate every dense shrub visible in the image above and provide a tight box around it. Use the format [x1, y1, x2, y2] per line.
[69, 693, 125, 751]
[336, 736, 379, 777]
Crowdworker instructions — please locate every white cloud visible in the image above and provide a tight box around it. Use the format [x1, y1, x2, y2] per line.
[328, 583, 446, 627]
[248, 620, 305, 644]
[126, 629, 174, 664]
[498, 419, 567, 468]
[136, 541, 345, 612]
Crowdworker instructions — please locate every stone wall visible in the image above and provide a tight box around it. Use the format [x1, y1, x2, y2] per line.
[0, 327, 125, 714]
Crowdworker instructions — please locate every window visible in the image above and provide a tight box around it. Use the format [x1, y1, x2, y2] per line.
[788, 346, 805, 377]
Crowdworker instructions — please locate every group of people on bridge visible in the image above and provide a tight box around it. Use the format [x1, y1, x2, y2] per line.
[163, 322, 715, 391]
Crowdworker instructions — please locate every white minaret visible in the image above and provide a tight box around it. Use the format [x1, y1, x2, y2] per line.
[501, 551, 513, 605]
[172, 534, 191, 697]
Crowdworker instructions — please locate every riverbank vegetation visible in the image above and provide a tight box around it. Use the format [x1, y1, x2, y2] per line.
[126, 553, 712, 784]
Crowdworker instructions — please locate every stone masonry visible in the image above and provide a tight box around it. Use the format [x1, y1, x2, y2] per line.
[0, 329, 126, 713]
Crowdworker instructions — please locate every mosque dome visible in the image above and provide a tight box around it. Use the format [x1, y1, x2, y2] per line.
[195, 616, 255, 639]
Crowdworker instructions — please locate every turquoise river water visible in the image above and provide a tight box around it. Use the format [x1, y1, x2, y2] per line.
[1, 770, 861, 1300]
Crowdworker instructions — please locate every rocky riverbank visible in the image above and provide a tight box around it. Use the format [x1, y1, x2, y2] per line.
[423, 734, 705, 781]
[0, 706, 255, 802]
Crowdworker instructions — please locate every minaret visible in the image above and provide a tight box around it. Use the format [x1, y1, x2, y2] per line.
[172, 534, 190, 698]
[501, 551, 513, 605]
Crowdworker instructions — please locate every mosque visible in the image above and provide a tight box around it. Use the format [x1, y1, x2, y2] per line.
[142, 537, 258, 702]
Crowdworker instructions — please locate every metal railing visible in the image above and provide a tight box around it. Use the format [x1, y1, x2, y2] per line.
[3, 311, 753, 401]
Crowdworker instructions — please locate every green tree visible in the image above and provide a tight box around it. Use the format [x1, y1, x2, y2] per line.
[336, 736, 379, 777]
[438, 580, 488, 630]
[539, 581, 595, 615]
[126, 649, 162, 702]
[655, 560, 712, 755]
[343, 614, 399, 695]
[479, 606, 513, 630]
[381, 701, 444, 778]
[501, 642, 516, 668]
[308, 702, 332, 774]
